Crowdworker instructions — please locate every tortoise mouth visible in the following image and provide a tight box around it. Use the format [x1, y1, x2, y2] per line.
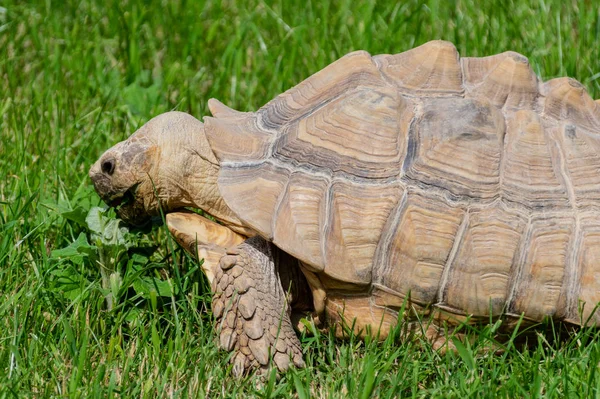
[107, 184, 138, 209]
[110, 184, 151, 226]
[91, 174, 150, 226]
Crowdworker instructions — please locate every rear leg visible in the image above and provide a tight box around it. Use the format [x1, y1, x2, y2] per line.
[423, 322, 459, 354]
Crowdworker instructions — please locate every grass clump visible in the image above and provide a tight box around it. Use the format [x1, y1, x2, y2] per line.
[1, 0, 600, 397]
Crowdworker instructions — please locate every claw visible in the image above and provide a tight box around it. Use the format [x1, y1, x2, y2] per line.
[293, 353, 305, 368]
[232, 353, 248, 378]
[274, 352, 291, 371]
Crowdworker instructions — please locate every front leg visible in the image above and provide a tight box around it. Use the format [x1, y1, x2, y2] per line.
[166, 212, 304, 375]
[213, 236, 304, 376]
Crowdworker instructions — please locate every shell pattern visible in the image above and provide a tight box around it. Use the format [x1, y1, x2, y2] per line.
[204, 41, 600, 326]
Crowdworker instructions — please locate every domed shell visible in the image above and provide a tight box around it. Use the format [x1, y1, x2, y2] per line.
[204, 41, 600, 325]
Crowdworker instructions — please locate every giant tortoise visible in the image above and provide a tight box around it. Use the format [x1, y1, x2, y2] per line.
[89, 40, 600, 375]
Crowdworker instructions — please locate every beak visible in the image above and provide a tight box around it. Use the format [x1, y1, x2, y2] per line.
[89, 158, 131, 208]
[89, 160, 112, 202]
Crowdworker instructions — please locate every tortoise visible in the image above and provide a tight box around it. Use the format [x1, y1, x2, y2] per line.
[89, 40, 600, 375]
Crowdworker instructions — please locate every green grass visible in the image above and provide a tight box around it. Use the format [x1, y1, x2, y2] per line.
[2, 0, 600, 397]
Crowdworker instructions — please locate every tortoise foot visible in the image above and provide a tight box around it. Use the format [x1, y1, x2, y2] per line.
[212, 236, 304, 377]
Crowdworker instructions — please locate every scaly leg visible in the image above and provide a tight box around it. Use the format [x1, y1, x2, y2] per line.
[212, 236, 304, 376]
[166, 212, 304, 375]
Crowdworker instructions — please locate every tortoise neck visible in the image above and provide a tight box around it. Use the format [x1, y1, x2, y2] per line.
[180, 160, 255, 237]
[153, 117, 255, 237]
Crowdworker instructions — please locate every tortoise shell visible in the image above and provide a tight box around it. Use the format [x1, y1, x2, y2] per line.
[203, 40, 600, 326]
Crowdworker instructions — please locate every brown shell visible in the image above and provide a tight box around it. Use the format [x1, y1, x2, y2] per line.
[204, 41, 600, 326]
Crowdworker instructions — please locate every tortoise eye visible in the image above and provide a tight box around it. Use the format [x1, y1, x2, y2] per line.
[101, 158, 116, 175]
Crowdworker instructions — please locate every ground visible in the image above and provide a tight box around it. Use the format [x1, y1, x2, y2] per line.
[1, 0, 600, 397]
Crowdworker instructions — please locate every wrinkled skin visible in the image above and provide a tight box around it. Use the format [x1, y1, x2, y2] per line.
[89, 111, 248, 233]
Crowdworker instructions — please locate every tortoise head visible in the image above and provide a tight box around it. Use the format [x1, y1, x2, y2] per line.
[89, 111, 220, 225]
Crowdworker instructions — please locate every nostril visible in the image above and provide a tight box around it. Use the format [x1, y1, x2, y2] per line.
[101, 158, 116, 175]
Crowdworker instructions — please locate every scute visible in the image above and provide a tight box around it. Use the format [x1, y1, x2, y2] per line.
[375, 191, 466, 306]
[375, 40, 463, 95]
[403, 97, 504, 199]
[542, 78, 600, 132]
[272, 171, 329, 271]
[462, 51, 539, 109]
[323, 179, 402, 285]
[273, 86, 412, 179]
[574, 213, 600, 324]
[205, 113, 272, 163]
[218, 162, 290, 239]
[258, 50, 385, 129]
[501, 110, 570, 208]
[442, 205, 527, 316]
[548, 123, 600, 208]
[510, 215, 573, 321]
